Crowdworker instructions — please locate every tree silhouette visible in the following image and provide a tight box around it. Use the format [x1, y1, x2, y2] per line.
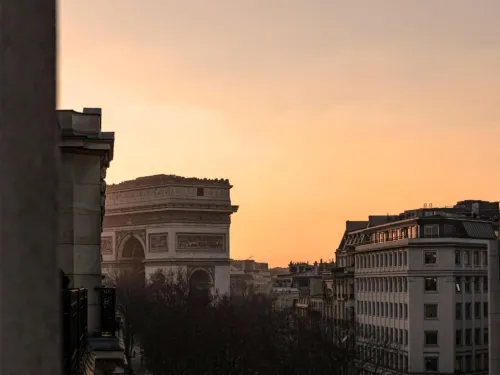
[122, 269, 403, 375]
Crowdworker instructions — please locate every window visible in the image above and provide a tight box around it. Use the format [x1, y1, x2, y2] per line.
[483, 252, 488, 267]
[456, 330, 462, 346]
[464, 250, 471, 265]
[484, 276, 488, 291]
[464, 276, 471, 292]
[424, 251, 437, 264]
[424, 277, 437, 292]
[196, 187, 204, 196]
[456, 303, 462, 319]
[424, 357, 439, 372]
[455, 250, 461, 265]
[455, 356, 462, 372]
[455, 277, 461, 293]
[484, 328, 489, 344]
[474, 277, 480, 292]
[424, 304, 438, 319]
[474, 302, 481, 319]
[465, 329, 472, 345]
[475, 328, 481, 345]
[404, 304, 408, 318]
[473, 251, 480, 266]
[475, 354, 482, 371]
[465, 303, 472, 319]
[424, 331, 438, 346]
[484, 302, 488, 317]
[424, 225, 439, 238]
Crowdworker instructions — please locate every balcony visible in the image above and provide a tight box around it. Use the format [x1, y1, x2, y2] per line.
[62, 288, 87, 375]
[98, 287, 117, 336]
[62, 286, 123, 375]
[356, 231, 487, 252]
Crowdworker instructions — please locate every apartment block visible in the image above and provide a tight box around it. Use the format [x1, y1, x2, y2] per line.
[333, 201, 499, 375]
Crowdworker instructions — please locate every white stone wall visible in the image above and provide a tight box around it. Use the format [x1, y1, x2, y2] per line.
[59, 152, 103, 335]
[355, 239, 491, 374]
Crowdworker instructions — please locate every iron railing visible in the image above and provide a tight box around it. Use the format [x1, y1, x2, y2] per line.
[359, 232, 469, 246]
[62, 288, 87, 375]
[98, 287, 117, 336]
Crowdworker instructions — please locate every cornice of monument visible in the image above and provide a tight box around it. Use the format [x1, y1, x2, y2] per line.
[107, 174, 232, 192]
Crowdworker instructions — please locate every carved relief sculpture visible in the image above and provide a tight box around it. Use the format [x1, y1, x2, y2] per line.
[100, 154, 109, 233]
[149, 233, 168, 252]
[101, 237, 113, 254]
[177, 234, 225, 252]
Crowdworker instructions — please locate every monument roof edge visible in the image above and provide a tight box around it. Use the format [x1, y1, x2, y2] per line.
[107, 174, 232, 191]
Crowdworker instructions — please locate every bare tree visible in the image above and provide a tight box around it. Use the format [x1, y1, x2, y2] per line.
[310, 312, 405, 375]
[119, 269, 402, 375]
[109, 266, 147, 372]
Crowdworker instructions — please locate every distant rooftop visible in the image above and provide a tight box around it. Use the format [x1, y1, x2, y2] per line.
[108, 174, 231, 191]
[348, 200, 499, 232]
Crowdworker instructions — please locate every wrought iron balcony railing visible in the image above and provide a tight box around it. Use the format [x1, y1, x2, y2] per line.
[98, 287, 117, 336]
[62, 288, 87, 375]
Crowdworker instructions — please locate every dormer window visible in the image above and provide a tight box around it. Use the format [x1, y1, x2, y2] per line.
[424, 225, 439, 238]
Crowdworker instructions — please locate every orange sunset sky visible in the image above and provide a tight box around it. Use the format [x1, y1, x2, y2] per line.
[58, 1, 500, 267]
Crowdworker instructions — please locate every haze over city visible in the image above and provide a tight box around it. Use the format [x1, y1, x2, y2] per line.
[59, 0, 500, 266]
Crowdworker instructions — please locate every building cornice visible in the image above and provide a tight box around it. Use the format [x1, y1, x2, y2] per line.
[105, 203, 238, 215]
[107, 174, 232, 192]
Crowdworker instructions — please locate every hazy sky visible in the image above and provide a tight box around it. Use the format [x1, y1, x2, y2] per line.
[59, 1, 500, 266]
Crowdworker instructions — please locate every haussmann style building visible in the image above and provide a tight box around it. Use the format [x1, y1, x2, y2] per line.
[58, 108, 126, 375]
[330, 200, 499, 375]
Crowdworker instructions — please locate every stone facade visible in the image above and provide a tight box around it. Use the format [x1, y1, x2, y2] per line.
[58, 108, 124, 374]
[58, 108, 114, 335]
[102, 174, 238, 295]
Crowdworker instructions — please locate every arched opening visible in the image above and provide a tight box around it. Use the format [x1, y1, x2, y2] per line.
[122, 236, 145, 258]
[189, 269, 212, 302]
[121, 236, 145, 276]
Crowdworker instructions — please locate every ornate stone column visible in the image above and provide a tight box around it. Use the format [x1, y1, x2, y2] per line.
[0, 0, 60, 373]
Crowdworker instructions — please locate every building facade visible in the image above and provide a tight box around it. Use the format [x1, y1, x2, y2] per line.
[58, 108, 125, 374]
[101, 175, 238, 296]
[230, 259, 272, 295]
[333, 202, 499, 375]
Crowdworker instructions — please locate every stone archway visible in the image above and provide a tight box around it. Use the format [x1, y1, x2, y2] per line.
[189, 269, 213, 301]
[120, 235, 145, 275]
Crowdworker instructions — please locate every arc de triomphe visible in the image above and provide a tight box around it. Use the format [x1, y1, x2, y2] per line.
[101, 174, 238, 295]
